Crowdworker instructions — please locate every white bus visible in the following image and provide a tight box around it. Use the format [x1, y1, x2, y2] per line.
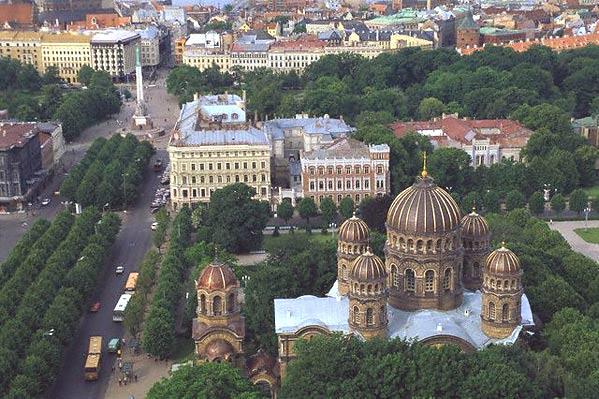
[112, 293, 132, 322]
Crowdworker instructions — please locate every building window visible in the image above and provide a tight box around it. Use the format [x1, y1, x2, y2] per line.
[376, 165, 383, 174]
[182, 189, 188, 198]
[328, 181, 333, 189]
[443, 268, 451, 291]
[355, 180, 360, 189]
[391, 265, 399, 287]
[425, 270, 435, 292]
[405, 269, 415, 292]
[213, 296, 222, 316]
[310, 181, 315, 191]
[489, 302, 496, 320]
[353, 306, 360, 324]
[379, 305, 385, 324]
[502, 304, 509, 322]
[366, 308, 373, 326]
[337, 167, 342, 174]
[200, 294, 206, 314]
[261, 187, 267, 196]
[364, 166, 370, 173]
[261, 161, 266, 169]
[227, 293, 235, 313]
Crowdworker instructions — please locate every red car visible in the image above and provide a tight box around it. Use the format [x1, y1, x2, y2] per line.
[90, 302, 101, 312]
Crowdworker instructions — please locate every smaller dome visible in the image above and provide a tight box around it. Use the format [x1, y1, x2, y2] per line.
[350, 248, 386, 282]
[461, 209, 490, 237]
[338, 213, 370, 243]
[197, 260, 238, 291]
[485, 245, 520, 274]
[205, 339, 234, 362]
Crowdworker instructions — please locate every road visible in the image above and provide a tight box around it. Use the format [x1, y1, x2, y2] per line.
[549, 220, 599, 262]
[49, 152, 165, 399]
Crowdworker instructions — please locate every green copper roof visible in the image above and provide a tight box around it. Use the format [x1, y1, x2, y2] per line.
[457, 12, 478, 30]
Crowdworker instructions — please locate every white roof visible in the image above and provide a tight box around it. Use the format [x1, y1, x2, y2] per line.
[114, 293, 132, 312]
[276, 282, 534, 349]
[91, 30, 140, 44]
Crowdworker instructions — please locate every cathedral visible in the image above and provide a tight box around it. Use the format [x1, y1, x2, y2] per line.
[274, 165, 534, 376]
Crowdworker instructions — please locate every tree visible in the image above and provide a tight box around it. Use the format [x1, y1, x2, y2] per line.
[339, 197, 355, 220]
[147, 363, 260, 399]
[77, 65, 94, 86]
[528, 192, 545, 215]
[319, 197, 337, 227]
[569, 189, 588, 214]
[428, 148, 473, 194]
[506, 190, 526, 211]
[142, 306, 176, 358]
[462, 191, 482, 213]
[277, 200, 294, 224]
[42, 66, 61, 85]
[417, 97, 446, 120]
[205, 184, 270, 253]
[551, 193, 566, 214]
[358, 195, 393, 233]
[483, 190, 501, 213]
[191, 206, 205, 229]
[297, 197, 318, 229]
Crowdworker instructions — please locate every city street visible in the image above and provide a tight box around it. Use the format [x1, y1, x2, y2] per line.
[48, 156, 164, 399]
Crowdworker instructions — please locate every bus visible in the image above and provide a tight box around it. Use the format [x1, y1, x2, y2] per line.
[84, 336, 102, 381]
[112, 293, 132, 322]
[124, 272, 139, 293]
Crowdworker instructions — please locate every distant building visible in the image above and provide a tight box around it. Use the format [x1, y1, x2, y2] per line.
[300, 137, 390, 205]
[168, 94, 271, 209]
[573, 116, 599, 147]
[456, 11, 480, 48]
[91, 30, 140, 79]
[0, 123, 44, 211]
[391, 115, 534, 166]
[0, 4, 35, 30]
[41, 33, 91, 83]
[0, 31, 43, 71]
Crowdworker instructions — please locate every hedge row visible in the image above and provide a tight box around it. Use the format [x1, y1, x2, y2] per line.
[142, 207, 192, 358]
[60, 134, 155, 209]
[4, 212, 121, 398]
[0, 211, 75, 324]
[124, 250, 161, 338]
[0, 219, 50, 287]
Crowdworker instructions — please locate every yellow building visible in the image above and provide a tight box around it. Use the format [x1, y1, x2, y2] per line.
[41, 33, 91, 83]
[168, 94, 271, 209]
[182, 50, 231, 72]
[0, 31, 43, 70]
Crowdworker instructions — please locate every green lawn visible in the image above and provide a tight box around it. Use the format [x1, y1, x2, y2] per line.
[263, 230, 336, 248]
[574, 228, 599, 244]
[584, 186, 599, 200]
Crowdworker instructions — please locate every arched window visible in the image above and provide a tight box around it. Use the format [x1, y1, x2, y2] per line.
[213, 296, 222, 316]
[380, 306, 385, 324]
[489, 302, 496, 320]
[366, 308, 373, 326]
[443, 268, 451, 291]
[399, 237, 405, 250]
[504, 280, 509, 290]
[353, 306, 360, 324]
[200, 294, 206, 314]
[425, 270, 435, 292]
[391, 265, 399, 287]
[360, 284, 365, 294]
[405, 269, 415, 292]
[497, 280, 502, 289]
[408, 239, 414, 251]
[367, 284, 372, 294]
[502, 303, 509, 322]
[473, 262, 480, 277]
[341, 265, 347, 280]
[227, 293, 235, 313]
[417, 240, 423, 253]
[426, 240, 432, 252]
[511, 280, 516, 289]
[436, 239, 442, 252]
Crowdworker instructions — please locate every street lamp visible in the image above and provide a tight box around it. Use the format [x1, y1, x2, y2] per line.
[584, 207, 591, 230]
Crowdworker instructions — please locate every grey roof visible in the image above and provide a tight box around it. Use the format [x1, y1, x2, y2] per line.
[263, 117, 355, 141]
[273, 281, 534, 349]
[318, 30, 342, 40]
[302, 137, 389, 160]
[174, 99, 267, 146]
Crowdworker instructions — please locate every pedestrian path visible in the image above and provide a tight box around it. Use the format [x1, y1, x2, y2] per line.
[549, 220, 599, 262]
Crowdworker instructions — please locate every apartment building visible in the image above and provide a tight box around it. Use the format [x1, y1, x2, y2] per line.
[0, 31, 43, 70]
[168, 94, 271, 208]
[90, 30, 140, 79]
[41, 33, 91, 83]
[300, 138, 390, 205]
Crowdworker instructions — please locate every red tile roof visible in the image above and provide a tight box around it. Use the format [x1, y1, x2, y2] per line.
[0, 4, 33, 26]
[0, 123, 38, 151]
[458, 33, 599, 55]
[390, 116, 533, 148]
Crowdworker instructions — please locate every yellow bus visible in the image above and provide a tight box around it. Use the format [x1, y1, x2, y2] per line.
[84, 336, 102, 381]
[124, 272, 139, 293]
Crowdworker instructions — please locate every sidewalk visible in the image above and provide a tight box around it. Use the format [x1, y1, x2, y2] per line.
[549, 220, 599, 262]
[103, 351, 171, 399]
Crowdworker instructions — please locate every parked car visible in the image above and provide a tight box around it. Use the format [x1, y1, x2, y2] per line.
[151, 222, 158, 230]
[41, 198, 51, 206]
[89, 302, 101, 312]
[115, 265, 125, 275]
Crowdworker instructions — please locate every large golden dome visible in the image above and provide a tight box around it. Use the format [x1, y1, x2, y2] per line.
[338, 213, 370, 243]
[386, 176, 461, 236]
[485, 245, 520, 274]
[461, 209, 490, 238]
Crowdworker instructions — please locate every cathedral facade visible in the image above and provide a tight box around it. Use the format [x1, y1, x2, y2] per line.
[274, 168, 534, 376]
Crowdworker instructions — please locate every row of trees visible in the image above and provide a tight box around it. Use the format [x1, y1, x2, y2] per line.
[277, 196, 356, 231]
[142, 207, 193, 358]
[124, 250, 161, 339]
[0, 210, 121, 397]
[60, 135, 155, 209]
